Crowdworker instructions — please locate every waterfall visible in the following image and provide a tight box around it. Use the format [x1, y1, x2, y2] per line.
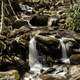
[29, 37, 42, 73]
[59, 38, 70, 63]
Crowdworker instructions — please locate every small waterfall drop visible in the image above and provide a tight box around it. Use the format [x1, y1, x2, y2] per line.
[29, 37, 42, 73]
[59, 38, 70, 63]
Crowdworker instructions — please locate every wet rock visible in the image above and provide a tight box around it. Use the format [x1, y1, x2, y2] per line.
[57, 30, 75, 38]
[70, 54, 80, 64]
[0, 70, 20, 80]
[30, 15, 48, 26]
[12, 19, 30, 29]
[36, 35, 59, 45]
[10, 26, 30, 37]
[40, 74, 66, 80]
[36, 35, 61, 64]
[72, 49, 80, 54]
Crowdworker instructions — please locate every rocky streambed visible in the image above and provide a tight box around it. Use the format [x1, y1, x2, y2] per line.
[0, 0, 80, 80]
[0, 27, 80, 80]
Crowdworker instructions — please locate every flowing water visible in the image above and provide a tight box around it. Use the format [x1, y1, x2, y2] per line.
[25, 37, 75, 80]
[59, 38, 70, 63]
[27, 36, 50, 80]
[29, 37, 43, 73]
[29, 37, 73, 72]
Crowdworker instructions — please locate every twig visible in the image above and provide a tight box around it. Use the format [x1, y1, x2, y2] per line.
[4, 5, 9, 15]
[8, 0, 19, 20]
[0, 1, 4, 33]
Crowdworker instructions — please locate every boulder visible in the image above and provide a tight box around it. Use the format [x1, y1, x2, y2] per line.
[30, 15, 48, 26]
[36, 35, 61, 64]
[0, 70, 20, 80]
[35, 35, 59, 45]
[70, 54, 80, 64]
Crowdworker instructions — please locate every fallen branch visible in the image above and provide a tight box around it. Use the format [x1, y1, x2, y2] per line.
[8, 0, 19, 20]
[0, 1, 4, 33]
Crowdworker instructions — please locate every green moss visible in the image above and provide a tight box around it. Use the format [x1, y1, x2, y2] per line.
[65, 4, 80, 32]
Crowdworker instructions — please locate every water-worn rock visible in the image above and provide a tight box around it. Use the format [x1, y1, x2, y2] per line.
[36, 35, 59, 45]
[36, 35, 61, 65]
[0, 70, 20, 80]
[30, 15, 49, 26]
[40, 74, 66, 80]
[12, 19, 30, 29]
[70, 54, 80, 64]
[69, 65, 80, 80]
[72, 49, 80, 54]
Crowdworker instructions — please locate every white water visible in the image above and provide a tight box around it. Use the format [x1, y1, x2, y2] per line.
[24, 37, 75, 80]
[59, 38, 71, 63]
[29, 37, 43, 73]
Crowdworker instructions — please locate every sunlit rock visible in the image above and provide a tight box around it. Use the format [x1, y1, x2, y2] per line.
[0, 70, 20, 80]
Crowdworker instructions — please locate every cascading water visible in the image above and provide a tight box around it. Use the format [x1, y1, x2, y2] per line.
[59, 38, 70, 63]
[29, 37, 43, 73]
[27, 35, 49, 80]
